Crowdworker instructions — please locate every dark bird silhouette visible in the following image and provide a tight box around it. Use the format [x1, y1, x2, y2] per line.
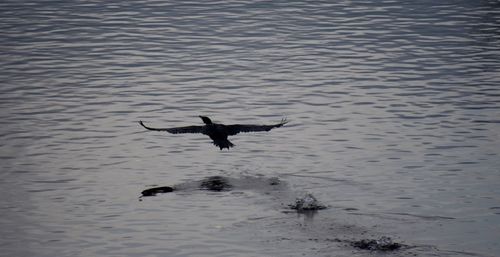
[139, 116, 288, 150]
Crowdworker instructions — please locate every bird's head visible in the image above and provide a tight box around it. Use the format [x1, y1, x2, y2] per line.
[199, 116, 213, 124]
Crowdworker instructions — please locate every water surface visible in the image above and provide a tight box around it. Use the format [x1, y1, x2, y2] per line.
[1, 0, 500, 256]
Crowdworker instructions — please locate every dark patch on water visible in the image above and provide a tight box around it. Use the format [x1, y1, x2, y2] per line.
[199, 176, 232, 191]
[350, 236, 404, 251]
[288, 193, 327, 212]
[139, 175, 284, 199]
[268, 177, 280, 185]
[140, 186, 174, 197]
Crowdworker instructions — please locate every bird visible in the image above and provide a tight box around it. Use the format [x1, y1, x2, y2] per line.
[139, 116, 288, 150]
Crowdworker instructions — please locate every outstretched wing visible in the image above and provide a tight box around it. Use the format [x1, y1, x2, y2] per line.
[226, 118, 288, 136]
[139, 121, 203, 134]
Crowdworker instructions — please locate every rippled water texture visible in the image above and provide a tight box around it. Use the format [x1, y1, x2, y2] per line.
[1, 0, 499, 256]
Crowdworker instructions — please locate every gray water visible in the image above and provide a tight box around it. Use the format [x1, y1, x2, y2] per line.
[1, 0, 500, 256]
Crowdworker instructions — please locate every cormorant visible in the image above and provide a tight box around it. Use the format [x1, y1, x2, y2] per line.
[139, 116, 288, 150]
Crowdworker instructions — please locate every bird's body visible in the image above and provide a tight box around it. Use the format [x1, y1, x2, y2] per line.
[202, 123, 235, 149]
[139, 116, 288, 150]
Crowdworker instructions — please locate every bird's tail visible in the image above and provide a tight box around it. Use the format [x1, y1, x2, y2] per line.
[213, 139, 234, 150]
